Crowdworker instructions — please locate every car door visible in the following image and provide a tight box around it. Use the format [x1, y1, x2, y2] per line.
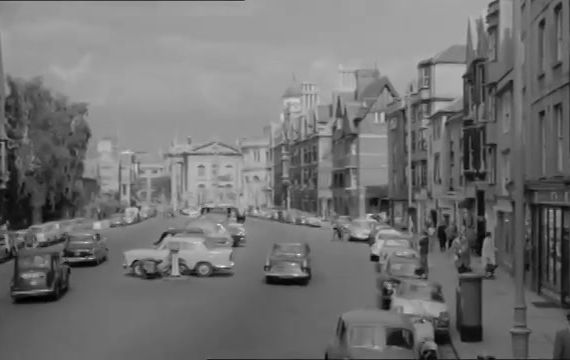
[177, 240, 199, 269]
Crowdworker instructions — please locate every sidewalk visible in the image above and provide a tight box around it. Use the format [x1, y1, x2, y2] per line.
[429, 250, 565, 359]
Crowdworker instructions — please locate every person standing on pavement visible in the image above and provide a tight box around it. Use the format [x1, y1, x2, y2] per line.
[553, 313, 570, 359]
[332, 216, 342, 241]
[446, 221, 457, 250]
[437, 221, 448, 252]
[481, 232, 497, 279]
[427, 223, 436, 253]
[418, 230, 430, 278]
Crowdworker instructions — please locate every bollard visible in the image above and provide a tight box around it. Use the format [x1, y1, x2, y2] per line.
[458, 273, 483, 342]
[166, 242, 181, 277]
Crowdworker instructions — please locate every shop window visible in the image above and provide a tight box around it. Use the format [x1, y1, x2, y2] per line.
[541, 207, 563, 289]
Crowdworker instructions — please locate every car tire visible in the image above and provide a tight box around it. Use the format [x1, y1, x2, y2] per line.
[195, 262, 213, 277]
[265, 276, 274, 285]
[11, 296, 19, 304]
[300, 278, 310, 286]
[132, 261, 145, 277]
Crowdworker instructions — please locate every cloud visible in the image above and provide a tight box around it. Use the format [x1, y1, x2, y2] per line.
[49, 53, 93, 85]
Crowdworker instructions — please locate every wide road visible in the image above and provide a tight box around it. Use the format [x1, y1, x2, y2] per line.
[0, 217, 457, 359]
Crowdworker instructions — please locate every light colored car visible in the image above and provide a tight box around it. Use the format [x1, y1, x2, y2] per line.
[324, 309, 438, 360]
[123, 235, 234, 277]
[391, 280, 450, 342]
[28, 222, 63, 247]
[370, 235, 415, 272]
[305, 216, 323, 227]
[186, 219, 233, 247]
[347, 219, 376, 242]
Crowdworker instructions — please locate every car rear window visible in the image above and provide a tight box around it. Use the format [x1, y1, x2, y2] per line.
[389, 262, 418, 277]
[385, 239, 410, 248]
[18, 254, 51, 269]
[348, 326, 413, 350]
[274, 244, 305, 256]
[69, 235, 95, 244]
[398, 282, 444, 302]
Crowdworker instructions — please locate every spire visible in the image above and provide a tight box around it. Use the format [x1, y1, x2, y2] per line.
[465, 18, 475, 65]
[475, 16, 488, 59]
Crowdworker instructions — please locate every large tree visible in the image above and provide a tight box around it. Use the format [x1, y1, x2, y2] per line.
[3, 76, 92, 226]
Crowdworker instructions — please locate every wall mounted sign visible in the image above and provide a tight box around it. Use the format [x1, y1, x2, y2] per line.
[533, 190, 570, 205]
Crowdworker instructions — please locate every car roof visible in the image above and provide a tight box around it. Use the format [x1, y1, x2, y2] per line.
[273, 242, 308, 248]
[342, 309, 412, 328]
[18, 248, 60, 256]
[68, 231, 97, 237]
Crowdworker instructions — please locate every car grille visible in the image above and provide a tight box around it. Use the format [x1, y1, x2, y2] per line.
[67, 249, 93, 257]
[272, 262, 300, 271]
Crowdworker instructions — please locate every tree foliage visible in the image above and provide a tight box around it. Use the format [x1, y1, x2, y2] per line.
[4, 76, 92, 227]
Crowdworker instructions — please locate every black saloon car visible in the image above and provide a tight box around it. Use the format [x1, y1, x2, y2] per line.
[10, 248, 70, 302]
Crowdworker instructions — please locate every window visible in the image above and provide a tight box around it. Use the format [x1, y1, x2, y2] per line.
[197, 164, 206, 177]
[488, 29, 498, 61]
[538, 19, 546, 74]
[502, 151, 511, 192]
[488, 146, 497, 185]
[478, 64, 486, 103]
[555, 104, 564, 172]
[434, 153, 441, 184]
[488, 87, 496, 122]
[501, 90, 512, 133]
[541, 207, 563, 287]
[540, 111, 546, 174]
[420, 67, 431, 88]
[554, 5, 563, 63]
[421, 103, 431, 119]
[253, 150, 260, 162]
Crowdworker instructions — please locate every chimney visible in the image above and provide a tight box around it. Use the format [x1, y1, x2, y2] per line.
[355, 69, 380, 101]
[186, 136, 192, 145]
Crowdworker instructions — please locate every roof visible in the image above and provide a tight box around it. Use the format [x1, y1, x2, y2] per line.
[18, 248, 61, 256]
[342, 309, 412, 327]
[282, 82, 303, 98]
[431, 97, 463, 118]
[419, 44, 466, 66]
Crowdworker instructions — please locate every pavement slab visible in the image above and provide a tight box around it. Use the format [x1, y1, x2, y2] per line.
[429, 249, 566, 359]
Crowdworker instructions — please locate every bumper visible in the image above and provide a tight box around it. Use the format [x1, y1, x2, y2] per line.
[63, 256, 96, 263]
[11, 288, 55, 298]
[231, 235, 246, 243]
[350, 234, 370, 240]
[264, 271, 310, 279]
[214, 262, 234, 270]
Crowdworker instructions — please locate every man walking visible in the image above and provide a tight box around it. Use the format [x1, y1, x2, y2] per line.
[418, 230, 430, 279]
[553, 313, 570, 359]
[437, 221, 448, 252]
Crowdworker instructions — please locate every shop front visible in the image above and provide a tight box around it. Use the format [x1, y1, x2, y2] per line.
[491, 198, 514, 273]
[528, 186, 570, 306]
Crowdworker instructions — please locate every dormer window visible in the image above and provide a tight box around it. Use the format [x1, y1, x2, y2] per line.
[420, 67, 431, 88]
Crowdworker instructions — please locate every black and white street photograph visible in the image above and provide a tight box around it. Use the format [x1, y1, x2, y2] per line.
[0, 0, 569, 359]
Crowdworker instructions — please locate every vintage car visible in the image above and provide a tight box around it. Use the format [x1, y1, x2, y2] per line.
[110, 213, 126, 227]
[225, 222, 247, 247]
[10, 248, 71, 302]
[368, 223, 395, 245]
[347, 219, 376, 242]
[185, 219, 233, 247]
[370, 234, 414, 272]
[264, 242, 311, 285]
[123, 235, 234, 277]
[324, 309, 438, 360]
[62, 232, 108, 265]
[391, 280, 450, 342]
[304, 216, 323, 227]
[28, 222, 63, 247]
[376, 251, 425, 310]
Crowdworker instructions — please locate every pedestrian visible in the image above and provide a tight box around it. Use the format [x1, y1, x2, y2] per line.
[332, 217, 342, 241]
[553, 313, 570, 359]
[454, 233, 472, 274]
[418, 230, 430, 278]
[481, 231, 497, 279]
[446, 221, 457, 250]
[427, 224, 436, 252]
[437, 222, 448, 252]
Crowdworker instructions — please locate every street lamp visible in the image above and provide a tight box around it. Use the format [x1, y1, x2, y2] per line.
[510, 0, 531, 357]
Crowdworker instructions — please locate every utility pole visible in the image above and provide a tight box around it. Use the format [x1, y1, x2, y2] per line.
[510, 0, 531, 357]
[0, 33, 9, 225]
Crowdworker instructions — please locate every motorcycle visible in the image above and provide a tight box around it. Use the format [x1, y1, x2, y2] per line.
[135, 259, 172, 279]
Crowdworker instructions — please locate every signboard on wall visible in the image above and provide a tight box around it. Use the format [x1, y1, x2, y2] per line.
[533, 190, 570, 205]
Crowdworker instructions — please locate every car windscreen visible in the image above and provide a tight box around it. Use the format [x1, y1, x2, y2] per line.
[398, 282, 444, 302]
[18, 254, 51, 270]
[273, 244, 305, 257]
[68, 235, 96, 244]
[388, 261, 419, 277]
[384, 239, 411, 248]
[348, 326, 413, 350]
[351, 220, 372, 229]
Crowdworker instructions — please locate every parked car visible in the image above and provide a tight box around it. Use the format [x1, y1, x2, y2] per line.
[62, 232, 108, 265]
[225, 222, 247, 247]
[347, 219, 376, 242]
[123, 235, 235, 277]
[390, 279, 450, 342]
[264, 242, 311, 285]
[305, 216, 323, 227]
[110, 213, 126, 227]
[368, 223, 395, 245]
[324, 309, 438, 360]
[376, 251, 425, 310]
[10, 248, 71, 302]
[370, 233, 414, 272]
[185, 219, 233, 247]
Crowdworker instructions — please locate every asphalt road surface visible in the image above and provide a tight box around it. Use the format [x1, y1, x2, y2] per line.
[0, 217, 457, 359]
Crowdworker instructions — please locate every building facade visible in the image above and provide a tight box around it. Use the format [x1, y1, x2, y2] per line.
[96, 137, 119, 195]
[409, 44, 466, 233]
[331, 67, 399, 218]
[238, 132, 271, 210]
[521, 0, 570, 304]
[118, 151, 138, 206]
[166, 139, 243, 210]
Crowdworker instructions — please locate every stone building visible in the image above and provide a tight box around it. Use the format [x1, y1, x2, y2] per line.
[238, 132, 271, 210]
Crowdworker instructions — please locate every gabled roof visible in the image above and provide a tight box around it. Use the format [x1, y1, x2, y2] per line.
[190, 141, 241, 155]
[419, 44, 466, 66]
[431, 97, 463, 118]
[356, 76, 400, 117]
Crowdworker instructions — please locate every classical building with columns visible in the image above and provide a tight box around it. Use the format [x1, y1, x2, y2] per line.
[237, 131, 271, 210]
[166, 138, 243, 211]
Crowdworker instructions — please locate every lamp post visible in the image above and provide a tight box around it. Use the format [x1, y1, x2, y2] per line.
[510, 0, 531, 357]
[405, 90, 414, 235]
[0, 32, 8, 224]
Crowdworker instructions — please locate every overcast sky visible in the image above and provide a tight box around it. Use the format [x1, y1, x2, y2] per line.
[0, 0, 489, 158]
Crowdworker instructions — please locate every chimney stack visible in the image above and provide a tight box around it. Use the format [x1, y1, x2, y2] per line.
[186, 136, 192, 145]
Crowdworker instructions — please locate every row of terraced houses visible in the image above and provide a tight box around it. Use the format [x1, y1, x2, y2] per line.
[266, 0, 569, 305]
[388, 0, 570, 305]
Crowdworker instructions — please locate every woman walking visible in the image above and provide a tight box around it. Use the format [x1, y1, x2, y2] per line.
[481, 232, 497, 279]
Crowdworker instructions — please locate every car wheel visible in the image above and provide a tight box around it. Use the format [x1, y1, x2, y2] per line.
[265, 276, 274, 284]
[195, 262, 213, 277]
[132, 261, 145, 277]
[11, 296, 19, 304]
[51, 284, 61, 301]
